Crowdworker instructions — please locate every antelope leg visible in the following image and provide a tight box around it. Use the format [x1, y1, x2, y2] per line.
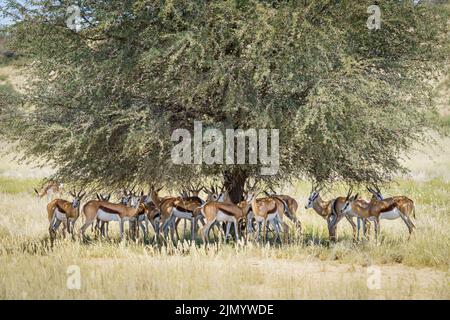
[357, 218, 361, 241]
[119, 219, 124, 241]
[225, 222, 232, 241]
[80, 218, 94, 240]
[374, 219, 380, 245]
[144, 215, 149, 241]
[233, 220, 239, 242]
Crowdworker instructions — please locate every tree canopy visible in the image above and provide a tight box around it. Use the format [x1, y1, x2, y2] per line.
[0, 0, 448, 199]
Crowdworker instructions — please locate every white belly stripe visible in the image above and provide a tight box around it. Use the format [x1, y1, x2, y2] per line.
[367, 208, 401, 221]
[254, 212, 278, 222]
[97, 209, 121, 222]
[216, 211, 235, 223]
[172, 208, 193, 219]
[55, 208, 67, 221]
[380, 208, 401, 220]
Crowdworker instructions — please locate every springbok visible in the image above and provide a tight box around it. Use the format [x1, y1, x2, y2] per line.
[80, 191, 146, 240]
[305, 185, 365, 242]
[199, 184, 238, 239]
[136, 199, 161, 241]
[94, 190, 134, 239]
[341, 188, 416, 243]
[93, 193, 111, 237]
[250, 191, 289, 243]
[174, 183, 205, 239]
[47, 190, 85, 240]
[149, 186, 202, 242]
[199, 190, 255, 244]
[35, 180, 63, 201]
[263, 187, 302, 232]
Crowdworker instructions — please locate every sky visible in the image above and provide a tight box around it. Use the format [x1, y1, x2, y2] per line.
[0, 0, 16, 27]
[0, 0, 432, 28]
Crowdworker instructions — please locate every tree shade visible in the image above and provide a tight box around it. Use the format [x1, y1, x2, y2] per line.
[0, 0, 448, 201]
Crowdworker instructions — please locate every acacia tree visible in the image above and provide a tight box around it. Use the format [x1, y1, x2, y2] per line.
[0, 0, 448, 202]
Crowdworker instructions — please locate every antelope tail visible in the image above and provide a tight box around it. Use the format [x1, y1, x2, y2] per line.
[329, 198, 339, 227]
[200, 205, 206, 218]
[274, 196, 291, 219]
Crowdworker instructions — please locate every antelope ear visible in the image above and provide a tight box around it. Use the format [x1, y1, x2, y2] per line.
[96, 193, 100, 200]
[140, 190, 144, 196]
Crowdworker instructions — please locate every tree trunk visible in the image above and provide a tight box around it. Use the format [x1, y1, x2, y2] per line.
[223, 169, 247, 204]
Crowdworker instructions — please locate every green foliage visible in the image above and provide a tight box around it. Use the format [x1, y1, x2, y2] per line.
[0, 0, 448, 190]
[0, 176, 40, 194]
[0, 81, 22, 135]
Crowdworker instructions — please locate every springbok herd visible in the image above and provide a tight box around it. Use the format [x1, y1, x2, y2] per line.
[34, 180, 416, 245]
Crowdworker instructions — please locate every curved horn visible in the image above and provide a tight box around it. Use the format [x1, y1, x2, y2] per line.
[345, 186, 353, 201]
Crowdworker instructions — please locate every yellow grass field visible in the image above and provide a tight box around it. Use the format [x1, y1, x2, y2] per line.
[0, 63, 449, 300]
[0, 137, 449, 299]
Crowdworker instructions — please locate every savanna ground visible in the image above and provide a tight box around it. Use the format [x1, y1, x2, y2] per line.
[0, 60, 449, 300]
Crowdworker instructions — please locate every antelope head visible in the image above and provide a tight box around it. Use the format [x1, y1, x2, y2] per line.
[187, 182, 203, 197]
[305, 184, 323, 209]
[69, 190, 86, 208]
[217, 182, 232, 202]
[149, 185, 163, 204]
[120, 189, 133, 206]
[244, 178, 260, 201]
[341, 187, 357, 215]
[203, 184, 219, 202]
[130, 191, 145, 209]
[367, 185, 384, 201]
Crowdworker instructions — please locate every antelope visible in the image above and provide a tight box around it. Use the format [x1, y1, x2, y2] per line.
[199, 183, 239, 240]
[358, 185, 415, 237]
[133, 192, 163, 242]
[264, 187, 302, 232]
[94, 190, 133, 239]
[34, 180, 63, 201]
[174, 183, 205, 239]
[136, 200, 161, 241]
[94, 193, 111, 237]
[341, 188, 416, 243]
[199, 189, 255, 243]
[250, 191, 289, 243]
[305, 185, 365, 242]
[80, 191, 146, 240]
[149, 186, 201, 242]
[47, 190, 85, 240]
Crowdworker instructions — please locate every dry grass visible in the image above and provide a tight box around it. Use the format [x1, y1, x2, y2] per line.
[0, 136, 449, 299]
[0, 178, 449, 300]
[0, 63, 449, 300]
[0, 133, 449, 299]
